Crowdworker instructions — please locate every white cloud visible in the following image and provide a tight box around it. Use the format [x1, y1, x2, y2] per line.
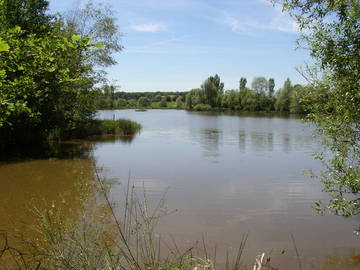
[270, 12, 299, 33]
[130, 23, 167, 32]
[223, 12, 299, 34]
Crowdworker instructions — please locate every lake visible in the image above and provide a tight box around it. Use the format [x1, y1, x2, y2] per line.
[1, 109, 359, 269]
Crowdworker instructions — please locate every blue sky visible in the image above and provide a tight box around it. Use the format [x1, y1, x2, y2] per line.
[49, 0, 311, 92]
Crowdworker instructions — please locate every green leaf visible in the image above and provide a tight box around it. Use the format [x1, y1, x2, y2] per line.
[71, 34, 81, 41]
[95, 42, 104, 49]
[0, 40, 10, 52]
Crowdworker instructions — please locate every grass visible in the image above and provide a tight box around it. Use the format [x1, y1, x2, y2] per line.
[62, 119, 142, 140]
[97, 119, 141, 136]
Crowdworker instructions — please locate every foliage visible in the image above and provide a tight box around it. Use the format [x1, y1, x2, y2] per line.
[96, 119, 141, 136]
[0, 0, 52, 35]
[0, 0, 124, 151]
[159, 96, 167, 107]
[268, 78, 275, 96]
[251, 77, 269, 94]
[175, 96, 183, 109]
[137, 97, 150, 108]
[0, 26, 97, 148]
[201, 74, 224, 107]
[222, 90, 239, 110]
[277, 0, 360, 219]
[62, 0, 123, 69]
[239, 77, 247, 90]
[193, 104, 213, 111]
[275, 78, 292, 112]
[95, 74, 316, 115]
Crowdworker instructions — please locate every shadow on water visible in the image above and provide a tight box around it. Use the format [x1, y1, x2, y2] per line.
[0, 134, 138, 164]
[187, 110, 305, 119]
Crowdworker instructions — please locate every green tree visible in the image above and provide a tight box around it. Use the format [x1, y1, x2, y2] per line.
[201, 74, 224, 107]
[239, 88, 258, 111]
[185, 93, 193, 109]
[0, 0, 52, 35]
[0, 27, 96, 147]
[175, 96, 183, 109]
[239, 77, 247, 90]
[277, 0, 360, 219]
[62, 0, 123, 70]
[275, 78, 292, 112]
[289, 84, 308, 114]
[154, 94, 162, 102]
[137, 97, 150, 108]
[0, 0, 123, 150]
[251, 77, 268, 94]
[268, 78, 275, 96]
[159, 96, 167, 108]
[222, 90, 239, 110]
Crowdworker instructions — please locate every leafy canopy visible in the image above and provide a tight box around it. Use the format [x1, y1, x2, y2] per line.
[276, 0, 360, 219]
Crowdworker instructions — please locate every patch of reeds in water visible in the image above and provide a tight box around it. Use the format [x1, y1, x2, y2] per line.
[97, 119, 142, 136]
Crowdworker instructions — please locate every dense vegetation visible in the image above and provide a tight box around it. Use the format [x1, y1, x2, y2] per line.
[96, 76, 315, 114]
[277, 0, 360, 220]
[0, 0, 136, 153]
[95, 86, 188, 110]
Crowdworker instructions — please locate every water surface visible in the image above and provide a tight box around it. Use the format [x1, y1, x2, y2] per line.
[1, 109, 359, 269]
[97, 110, 359, 268]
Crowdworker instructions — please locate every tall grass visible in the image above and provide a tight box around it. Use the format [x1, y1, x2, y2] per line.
[61, 119, 142, 140]
[97, 119, 141, 136]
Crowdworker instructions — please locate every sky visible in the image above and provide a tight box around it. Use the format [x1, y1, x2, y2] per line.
[48, 0, 312, 92]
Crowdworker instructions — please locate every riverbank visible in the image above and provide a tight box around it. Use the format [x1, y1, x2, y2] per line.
[0, 119, 141, 159]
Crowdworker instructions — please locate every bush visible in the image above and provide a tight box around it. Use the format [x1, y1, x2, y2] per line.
[137, 97, 150, 107]
[193, 104, 213, 111]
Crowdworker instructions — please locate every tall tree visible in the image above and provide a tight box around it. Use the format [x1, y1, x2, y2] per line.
[275, 78, 292, 112]
[239, 77, 247, 90]
[202, 74, 224, 107]
[62, 0, 123, 70]
[251, 77, 268, 94]
[0, 0, 52, 34]
[276, 0, 360, 219]
[268, 78, 275, 96]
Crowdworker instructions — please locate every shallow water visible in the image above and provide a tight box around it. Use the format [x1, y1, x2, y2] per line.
[0, 109, 358, 269]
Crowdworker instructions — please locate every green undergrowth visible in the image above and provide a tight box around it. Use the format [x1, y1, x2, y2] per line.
[52, 119, 142, 140]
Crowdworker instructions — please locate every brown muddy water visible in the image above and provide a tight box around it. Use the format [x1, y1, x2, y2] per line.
[0, 110, 359, 269]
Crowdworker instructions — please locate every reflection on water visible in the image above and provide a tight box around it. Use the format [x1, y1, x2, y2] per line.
[196, 129, 222, 159]
[96, 110, 359, 269]
[0, 110, 358, 269]
[0, 136, 132, 253]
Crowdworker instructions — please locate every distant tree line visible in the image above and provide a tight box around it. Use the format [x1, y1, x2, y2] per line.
[185, 75, 315, 114]
[96, 75, 318, 114]
[96, 87, 187, 109]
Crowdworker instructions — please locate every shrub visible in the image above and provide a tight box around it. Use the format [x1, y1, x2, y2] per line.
[193, 104, 213, 111]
